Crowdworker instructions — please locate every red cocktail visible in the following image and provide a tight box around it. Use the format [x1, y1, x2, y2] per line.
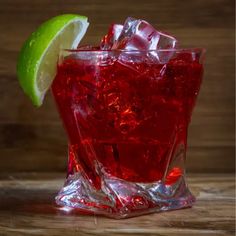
[52, 49, 204, 218]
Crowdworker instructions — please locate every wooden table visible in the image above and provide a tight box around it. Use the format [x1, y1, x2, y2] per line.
[0, 173, 234, 236]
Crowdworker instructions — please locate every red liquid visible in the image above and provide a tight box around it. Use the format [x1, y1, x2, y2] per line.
[52, 52, 203, 187]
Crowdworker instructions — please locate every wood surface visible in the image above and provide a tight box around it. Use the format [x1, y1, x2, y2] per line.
[0, 0, 235, 172]
[0, 173, 234, 236]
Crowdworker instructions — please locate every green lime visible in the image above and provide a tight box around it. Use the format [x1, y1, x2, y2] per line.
[17, 14, 89, 106]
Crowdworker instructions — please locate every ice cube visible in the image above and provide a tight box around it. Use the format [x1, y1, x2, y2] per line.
[100, 24, 123, 50]
[113, 17, 177, 50]
[112, 17, 178, 63]
[156, 32, 177, 49]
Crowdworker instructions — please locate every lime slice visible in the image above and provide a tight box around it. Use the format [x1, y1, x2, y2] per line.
[17, 14, 89, 106]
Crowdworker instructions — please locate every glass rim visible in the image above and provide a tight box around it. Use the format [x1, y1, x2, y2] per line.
[61, 47, 206, 53]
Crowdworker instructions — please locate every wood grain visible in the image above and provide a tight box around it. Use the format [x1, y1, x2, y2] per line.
[0, 173, 234, 236]
[0, 0, 234, 172]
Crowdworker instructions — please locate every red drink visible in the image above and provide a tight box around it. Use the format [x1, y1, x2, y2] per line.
[52, 50, 203, 190]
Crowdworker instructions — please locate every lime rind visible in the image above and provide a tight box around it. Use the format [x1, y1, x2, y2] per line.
[17, 14, 89, 106]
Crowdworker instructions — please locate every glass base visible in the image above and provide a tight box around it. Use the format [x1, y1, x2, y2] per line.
[56, 171, 195, 219]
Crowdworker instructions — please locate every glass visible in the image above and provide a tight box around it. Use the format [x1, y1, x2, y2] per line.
[51, 49, 205, 218]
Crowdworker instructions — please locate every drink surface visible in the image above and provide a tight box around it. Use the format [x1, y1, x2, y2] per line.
[52, 51, 203, 187]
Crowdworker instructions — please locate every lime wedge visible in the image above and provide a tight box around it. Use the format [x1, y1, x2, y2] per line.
[17, 14, 89, 106]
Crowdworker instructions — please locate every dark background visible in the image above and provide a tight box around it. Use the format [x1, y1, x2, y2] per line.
[0, 0, 234, 173]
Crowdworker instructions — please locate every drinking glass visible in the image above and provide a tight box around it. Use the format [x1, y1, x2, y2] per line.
[51, 49, 204, 218]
